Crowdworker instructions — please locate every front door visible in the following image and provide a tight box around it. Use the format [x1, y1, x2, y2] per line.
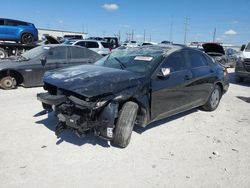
[21, 47, 68, 86]
[151, 50, 193, 120]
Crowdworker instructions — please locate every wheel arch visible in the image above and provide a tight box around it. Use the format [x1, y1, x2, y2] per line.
[117, 96, 150, 127]
[19, 32, 34, 43]
[0, 69, 24, 85]
[214, 81, 224, 96]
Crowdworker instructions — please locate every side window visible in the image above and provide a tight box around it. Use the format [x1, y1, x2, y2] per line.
[101, 42, 110, 48]
[75, 41, 86, 47]
[4, 20, 15, 26]
[162, 51, 187, 72]
[17, 21, 28, 26]
[86, 42, 99, 48]
[47, 47, 67, 60]
[70, 47, 86, 59]
[187, 50, 208, 68]
[0, 19, 4, 25]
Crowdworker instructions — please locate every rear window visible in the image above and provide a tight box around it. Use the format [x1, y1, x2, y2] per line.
[101, 42, 110, 48]
[188, 50, 208, 68]
[4, 20, 28, 26]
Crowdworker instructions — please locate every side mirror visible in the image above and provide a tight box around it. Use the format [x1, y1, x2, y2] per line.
[240, 44, 246, 51]
[157, 68, 171, 79]
[40, 57, 47, 66]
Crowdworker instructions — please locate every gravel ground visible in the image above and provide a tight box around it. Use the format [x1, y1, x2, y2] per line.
[0, 69, 250, 188]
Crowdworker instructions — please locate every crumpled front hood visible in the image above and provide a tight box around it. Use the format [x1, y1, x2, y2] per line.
[43, 64, 145, 98]
[202, 43, 225, 55]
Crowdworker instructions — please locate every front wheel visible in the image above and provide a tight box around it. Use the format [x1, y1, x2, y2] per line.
[0, 48, 7, 59]
[111, 101, 138, 148]
[202, 85, 221, 111]
[0, 76, 17, 90]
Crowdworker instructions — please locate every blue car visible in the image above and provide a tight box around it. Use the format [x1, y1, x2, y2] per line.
[0, 18, 38, 44]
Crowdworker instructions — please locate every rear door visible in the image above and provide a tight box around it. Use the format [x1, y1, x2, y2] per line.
[184, 49, 216, 104]
[100, 42, 111, 55]
[2, 20, 19, 40]
[0, 19, 5, 38]
[151, 50, 193, 120]
[86, 41, 99, 53]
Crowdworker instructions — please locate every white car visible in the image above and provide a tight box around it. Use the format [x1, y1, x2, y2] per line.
[68, 40, 111, 56]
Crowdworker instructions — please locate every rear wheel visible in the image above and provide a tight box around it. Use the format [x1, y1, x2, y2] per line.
[21, 33, 34, 44]
[202, 85, 221, 111]
[111, 101, 138, 148]
[0, 76, 17, 90]
[0, 48, 7, 59]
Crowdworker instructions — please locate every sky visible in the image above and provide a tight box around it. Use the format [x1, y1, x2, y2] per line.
[1, 0, 250, 45]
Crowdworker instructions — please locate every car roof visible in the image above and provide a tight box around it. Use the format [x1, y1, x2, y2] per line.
[42, 44, 86, 48]
[73, 39, 109, 43]
[0, 18, 30, 24]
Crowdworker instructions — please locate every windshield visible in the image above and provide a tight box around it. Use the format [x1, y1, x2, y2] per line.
[94, 48, 163, 74]
[63, 40, 76, 45]
[245, 42, 250, 51]
[22, 46, 50, 59]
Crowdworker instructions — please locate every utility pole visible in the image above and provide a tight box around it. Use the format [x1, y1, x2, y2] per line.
[213, 28, 216, 42]
[169, 16, 173, 42]
[82, 24, 85, 33]
[143, 29, 146, 42]
[184, 17, 190, 44]
[118, 30, 121, 42]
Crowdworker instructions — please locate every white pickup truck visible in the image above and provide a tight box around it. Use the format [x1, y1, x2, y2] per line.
[235, 42, 250, 82]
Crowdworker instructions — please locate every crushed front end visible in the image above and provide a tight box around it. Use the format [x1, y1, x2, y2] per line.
[37, 84, 119, 140]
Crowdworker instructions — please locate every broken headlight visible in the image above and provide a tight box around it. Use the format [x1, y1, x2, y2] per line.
[95, 100, 108, 108]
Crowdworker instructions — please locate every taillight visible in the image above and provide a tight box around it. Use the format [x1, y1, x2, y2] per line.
[223, 68, 228, 76]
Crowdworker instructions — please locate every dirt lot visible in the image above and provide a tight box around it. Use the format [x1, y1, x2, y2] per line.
[0, 69, 250, 188]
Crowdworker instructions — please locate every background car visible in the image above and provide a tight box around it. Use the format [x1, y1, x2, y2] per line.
[0, 18, 38, 44]
[0, 44, 101, 89]
[202, 43, 230, 67]
[235, 41, 250, 82]
[38, 45, 229, 148]
[225, 48, 240, 68]
[65, 39, 111, 56]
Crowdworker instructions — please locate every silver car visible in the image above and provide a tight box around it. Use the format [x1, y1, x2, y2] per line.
[67, 39, 111, 56]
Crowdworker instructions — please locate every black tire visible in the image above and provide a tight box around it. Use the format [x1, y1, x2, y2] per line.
[21, 33, 34, 44]
[202, 85, 221, 111]
[0, 76, 17, 90]
[111, 101, 138, 148]
[0, 48, 7, 59]
[235, 75, 244, 82]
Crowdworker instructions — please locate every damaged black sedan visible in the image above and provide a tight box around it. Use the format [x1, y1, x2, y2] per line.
[37, 45, 229, 148]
